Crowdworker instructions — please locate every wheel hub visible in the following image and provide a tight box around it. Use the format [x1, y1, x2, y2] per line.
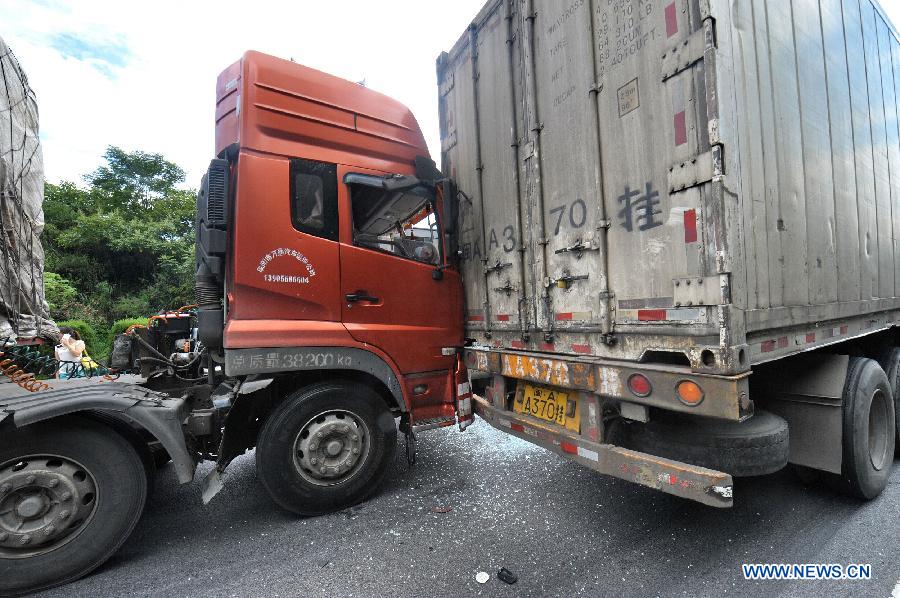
[868, 389, 889, 471]
[293, 411, 370, 486]
[0, 456, 98, 558]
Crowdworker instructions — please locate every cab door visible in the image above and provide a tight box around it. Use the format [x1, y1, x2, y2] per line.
[337, 165, 464, 420]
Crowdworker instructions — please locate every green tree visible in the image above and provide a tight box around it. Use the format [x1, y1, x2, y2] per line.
[43, 146, 196, 355]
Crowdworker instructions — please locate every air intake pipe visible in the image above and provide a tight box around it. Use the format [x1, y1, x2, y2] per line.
[195, 158, 229, 351]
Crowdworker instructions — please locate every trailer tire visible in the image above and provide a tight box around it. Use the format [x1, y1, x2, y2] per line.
[0, 415, 148, 596]
[876, 347, 900, 457]
[624, 410, 789, 477]
[840, 357, 896, 500]
[256, 381, 397, 516]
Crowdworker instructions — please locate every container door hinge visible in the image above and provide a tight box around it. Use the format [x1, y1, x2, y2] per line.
[668, 147, 722, 193]
[673, 274, 730, 307]
[661, 28, 708, 81]
[439, 71, 455, 96]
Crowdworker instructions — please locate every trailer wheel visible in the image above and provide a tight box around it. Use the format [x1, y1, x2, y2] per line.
[840, 357, 896, 500]
[624, 410, 789, 477]
[256, 381, 397, 515]
[876, 347, 900, 456]
[0, 416, 148, 595]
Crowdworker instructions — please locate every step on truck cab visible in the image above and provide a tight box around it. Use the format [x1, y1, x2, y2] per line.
[0, 51, 471, 595]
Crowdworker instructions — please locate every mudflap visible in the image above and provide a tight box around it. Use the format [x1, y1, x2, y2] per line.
[456, 356, 474, 431]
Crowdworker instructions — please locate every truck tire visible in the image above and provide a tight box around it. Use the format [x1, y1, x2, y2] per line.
[0, 415, 148, 595]
[876, 347, 900, 456]
[624, 410, 789, 477]
[256, 381, 397, 515]
[840, 357, 896, 500]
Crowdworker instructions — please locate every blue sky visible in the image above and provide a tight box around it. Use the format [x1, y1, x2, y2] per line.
[1, 0, 898, 188]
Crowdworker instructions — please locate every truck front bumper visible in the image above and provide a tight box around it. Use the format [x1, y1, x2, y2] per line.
[473, 395, 734, 508]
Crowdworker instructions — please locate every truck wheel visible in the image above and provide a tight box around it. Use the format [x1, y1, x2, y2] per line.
[256, 381, 397, 515]
[624, 410, 789, 477]
[0, 416, 148, 595]
[840, 357, 896, 500]
[876, 347, 900, 456]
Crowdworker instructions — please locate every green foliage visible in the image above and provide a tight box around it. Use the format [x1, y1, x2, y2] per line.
[44, 145, 196, 358]
[56, 319, 100, 358]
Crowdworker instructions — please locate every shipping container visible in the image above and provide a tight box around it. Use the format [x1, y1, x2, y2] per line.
[438, 0, 900, 377]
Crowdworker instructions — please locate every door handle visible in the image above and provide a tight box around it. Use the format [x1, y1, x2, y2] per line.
[346, 291, 380, 303]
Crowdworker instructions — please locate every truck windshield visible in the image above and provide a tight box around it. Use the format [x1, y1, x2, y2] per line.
[348, 178, 440, 265]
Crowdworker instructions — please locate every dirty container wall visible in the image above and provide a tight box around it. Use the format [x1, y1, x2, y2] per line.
[439, 0, 900, 374]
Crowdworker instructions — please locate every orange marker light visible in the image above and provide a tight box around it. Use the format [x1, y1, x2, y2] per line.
[676, 380, 704, 406]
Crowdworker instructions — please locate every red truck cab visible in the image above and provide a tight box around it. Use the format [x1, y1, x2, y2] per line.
[191, 51, 472, 515]
[211, 51, 466, 423]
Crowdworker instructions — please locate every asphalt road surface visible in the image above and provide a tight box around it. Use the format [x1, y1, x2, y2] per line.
[37, 420, 900, 598]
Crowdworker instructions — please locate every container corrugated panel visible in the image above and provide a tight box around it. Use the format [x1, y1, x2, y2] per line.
[439, 0, 900, 374]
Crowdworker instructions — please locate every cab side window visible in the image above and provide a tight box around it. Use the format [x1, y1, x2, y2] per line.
[290, 158, 338, 241]
[347, 178, 440, 265]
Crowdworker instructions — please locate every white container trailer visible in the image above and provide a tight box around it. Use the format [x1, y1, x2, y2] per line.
[440, 0, 900, 506]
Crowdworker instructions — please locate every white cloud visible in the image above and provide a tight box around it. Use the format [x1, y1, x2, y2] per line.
[1, 0, 899, 189]
[1, 0, 486, 187]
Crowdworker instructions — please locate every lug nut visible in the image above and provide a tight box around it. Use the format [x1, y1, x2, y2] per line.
[319, 467, 327, 474]
[351, 435, 358, 442]
[19, 535, 30, 545]
[309, 443, 318, 451]
[43, 525, 55, 536]
[58, 510, 70, 520]
[25, 475, 36, 484]
[310, 458, 318, 465]
[352, 448, 359, 455]
[0, 532, 8, 542]
[48, 479, 59, 488]
[0, 483, 11, 494]
[60, 492, 72, 501]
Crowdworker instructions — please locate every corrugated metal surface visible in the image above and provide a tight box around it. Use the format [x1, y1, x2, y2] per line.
[439, 0, 900, 374]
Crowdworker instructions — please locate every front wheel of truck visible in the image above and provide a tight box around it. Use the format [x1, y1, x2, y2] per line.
[0, 415, 148, 596]
[256, 381, 397, 516]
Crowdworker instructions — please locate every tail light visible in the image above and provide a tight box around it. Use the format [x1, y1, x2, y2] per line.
[627, 373, 652, 397]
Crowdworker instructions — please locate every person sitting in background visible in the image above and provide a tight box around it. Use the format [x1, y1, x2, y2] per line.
[55, 327, 86, 379]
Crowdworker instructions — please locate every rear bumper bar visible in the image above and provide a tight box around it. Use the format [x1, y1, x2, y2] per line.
[473, 395, 734, 508]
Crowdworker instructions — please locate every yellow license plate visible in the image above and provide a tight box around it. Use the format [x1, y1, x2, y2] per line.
[513, 384, 580, 433]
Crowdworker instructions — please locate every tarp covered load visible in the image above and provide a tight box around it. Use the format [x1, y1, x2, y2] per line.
[0, 36, 56, 341]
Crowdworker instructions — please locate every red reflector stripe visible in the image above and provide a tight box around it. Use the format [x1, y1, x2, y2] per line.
[777, 336, 789, 348]
[805, 332, 816, 343]
[683, 209, 698, 243]
[761, 340, 776, 353]
[560, 441, 578, 455]
[638, 309, 667, 321]
[540, 342, 555, 351]
[510, 423, 524, 433]
[511, 340, 526, 349]
[572, 344, 591, 354]
[555, 312, 573, 321]
[840, 325, 848, 334]
[467, 315, 485, 322]
[665, 2, 678, 37]
[496, 314, 510, 321]
[674, 111, 687, 146]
